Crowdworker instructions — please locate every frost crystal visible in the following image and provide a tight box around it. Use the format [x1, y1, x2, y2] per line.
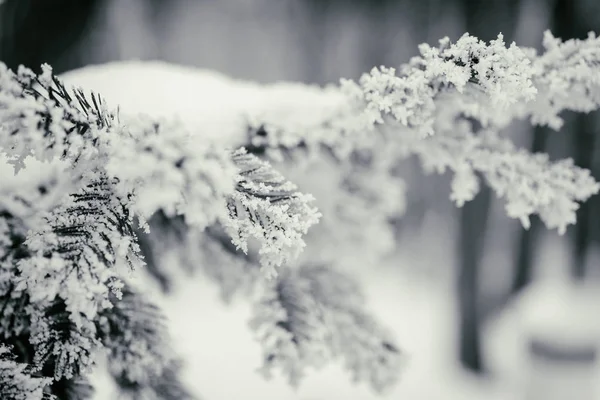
[0, 344, 54, 400]
[17, 176, 142, 325]
[247, 31, 600, 233]
[528, 31, 600, 129]
[224, 149, 321, 278]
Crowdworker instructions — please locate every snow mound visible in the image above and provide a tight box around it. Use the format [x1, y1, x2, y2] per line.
[60, 61, 346, 147]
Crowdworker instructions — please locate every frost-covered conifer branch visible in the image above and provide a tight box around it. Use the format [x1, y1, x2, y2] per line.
[224, 149, 321, 278]
[390, 121, 600, 234]
[245, 31, 600, 234]
[27, 298, 99, 380]
[528, 30, 600, 129]
[114, 358, 196, 400]
[105, 116, 237, 229]
[11, 175, 144, 380]
[0, 344, 54, 400]
[19, 176, 141, 321]
[0, 62, 320, 272]
[96, 286, 180, 398]
[0, 61, 320, 398]
[249, 265, 404, 393]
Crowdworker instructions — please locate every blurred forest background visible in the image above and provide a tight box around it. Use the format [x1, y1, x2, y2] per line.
[1, 0, 600, 395]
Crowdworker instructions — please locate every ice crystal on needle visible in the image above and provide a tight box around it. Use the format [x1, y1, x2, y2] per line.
[248, 31, 600, 234]
[528, 31, 600, 129]
[0, 344, 54, 400]
[224, 149, 321, 278]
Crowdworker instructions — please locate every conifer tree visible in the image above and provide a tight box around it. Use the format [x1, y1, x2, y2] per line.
[1, 29, 600, 399]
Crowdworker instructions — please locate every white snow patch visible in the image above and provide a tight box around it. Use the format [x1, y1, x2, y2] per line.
[60, 61, 345, 148]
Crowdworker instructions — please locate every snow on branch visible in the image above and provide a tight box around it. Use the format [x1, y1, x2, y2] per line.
[0, 344, 54, 400]
[0, 62, 319, 274]
[0, 62, 321, 398]
[105, 116, 237, 229]
[245, 31, 600, 234]
[224, 149, 321, 278]
[249, 264, 405, 393]
[28, 298, 100, 380]
[247, 32, 538, 152]
[391, 121, 600, 234]
[96, 286, 175, 395]
[529, 30, 600, 129]
[0, 62, 236, 227]
[0, 63, 112, 173]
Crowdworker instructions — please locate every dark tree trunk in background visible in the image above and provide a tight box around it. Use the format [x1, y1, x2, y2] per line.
[511, 126, 548, 295]
[547, 0, 598, 280]
[572, 114, 597, 279]
[457, 188, 490, 373]
[510, 0, 600, 291]
[456, 0, 521, 374]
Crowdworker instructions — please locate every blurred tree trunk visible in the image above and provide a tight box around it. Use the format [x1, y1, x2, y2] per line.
[511, 0, 599, 287]
[537, 0, 598, 280]
[556, 0, 599, 280]
[572, 113, 598, 279]
[456, 0, 521, 374]
[511, 126, 548, 294]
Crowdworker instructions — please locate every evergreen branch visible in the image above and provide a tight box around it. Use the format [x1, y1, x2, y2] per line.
[0, 62, 237, 229]
[7, 175, 143, 380]
[114, 358, 197, 400]
[298, 266, 404, 394]
[0, 344, 54, 400]
[0, 63, 114, 173]
[97, 286, 172, 387]
[105, 116, 237, 229]
[224, 149, 321, 278]
[1, 63, 319, 279]
[245, 30, 600, 234]
[245, 32, 541, 157]
[528, 31, 600, 129]
[97, 286, 194, 400]
[396, 123, 600, 233]
[249, 264, 405, 393]
[17, 175, 142, 319]
[28, 299, 100, 380]
[48, 375, 94, 400]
